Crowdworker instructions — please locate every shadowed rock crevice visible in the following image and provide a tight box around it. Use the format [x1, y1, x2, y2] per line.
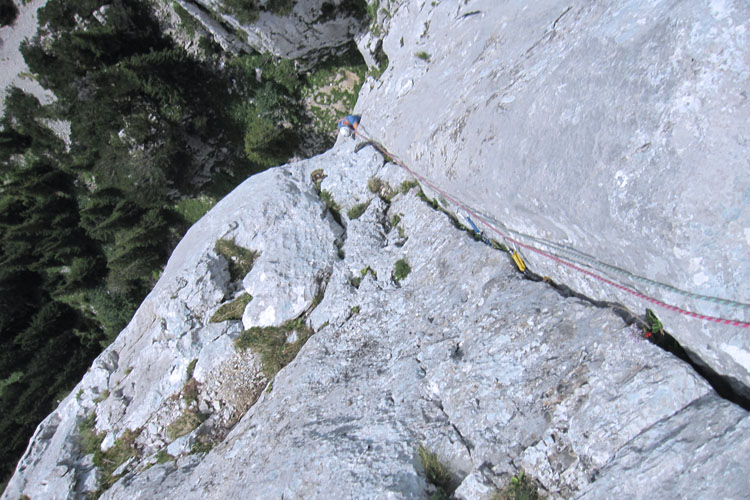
[525, 269, 750, 411]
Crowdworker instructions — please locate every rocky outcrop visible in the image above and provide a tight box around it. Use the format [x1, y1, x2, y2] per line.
[5, 139, 750, 499]
[356, 0, 750, 397]
[5, 1, 750, 499]
[169, 0, 368, 65]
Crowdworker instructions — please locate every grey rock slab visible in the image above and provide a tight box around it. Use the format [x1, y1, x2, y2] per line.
[185, 0, 365, 65]
[239, 166, 343, 328]
[7, 2, 750, 497]
[3, 160, 343, 500]
[86, 144, 746, 499]
[357, 0, 750, 390]
[454, 466, 498, 500]
[576, 394, 750, 500]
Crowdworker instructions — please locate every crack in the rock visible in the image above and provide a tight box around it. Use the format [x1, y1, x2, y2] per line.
[519, 270, 750, 411]
[433, 399, 473, 459]
[407, 181, 750, 412]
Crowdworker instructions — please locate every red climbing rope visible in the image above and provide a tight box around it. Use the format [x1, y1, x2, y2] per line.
[355, 130, 750, 328]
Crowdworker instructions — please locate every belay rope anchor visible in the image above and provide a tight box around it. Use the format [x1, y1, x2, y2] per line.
[463, 210, 526, 273]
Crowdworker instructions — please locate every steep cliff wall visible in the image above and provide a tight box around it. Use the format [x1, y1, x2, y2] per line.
[5, 1, 750, 499]
[166, 0, 367, 64]
[5, 144, 750, 499]
[357, 0, 750, 396]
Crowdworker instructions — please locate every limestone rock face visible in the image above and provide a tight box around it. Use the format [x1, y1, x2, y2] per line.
[175, 0, 367, 63]
[5, 1, 750, 499]
[356, 0, 750, 396]
[6, 140, 750, 500]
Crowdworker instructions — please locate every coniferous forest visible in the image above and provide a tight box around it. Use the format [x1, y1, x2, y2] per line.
[0, 0, 367, 486]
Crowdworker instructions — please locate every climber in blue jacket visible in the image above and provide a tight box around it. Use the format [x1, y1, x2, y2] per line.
[337, 114, 361, 138]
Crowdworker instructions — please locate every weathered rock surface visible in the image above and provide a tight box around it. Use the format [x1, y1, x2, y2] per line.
[5, 1, 750, 499]
[173, 0, 367, 65]
[356, 0, 750, 395]
[6, 139, 750, 499]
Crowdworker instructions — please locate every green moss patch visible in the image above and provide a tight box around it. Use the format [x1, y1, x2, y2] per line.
[393, 259, 411, 282]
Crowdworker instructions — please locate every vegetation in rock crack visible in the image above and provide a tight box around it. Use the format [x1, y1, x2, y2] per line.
[361, 266, 378, 280]
[369, 176, 397, 201]
[645, 308, 664, 336]
[235, 318, 315, 379]
[366, 0, 380, 22]
[155, 449, 174, 464]
[181, 376, 200, 405]
[417, 189, 441, 210]
[93, 427, 143, 491]
[416, 51, 432, 61]
[417, 444, 454, 497]
[167, 410, 205, 441]
[389, 214, 407, 240]
[492, 471, 540, 500]
[211, 293, 253, 323]
[186, 358, 198, 380]
[190, 436, 216, 455]
[215, 239, 259, 282]
[368, 176, 384, 194]
[400, 179, 420, 194]
[94, 389, 110, 404]
[78, 412, 104, 456]
[393, 259, 411, 282]
[320, 190, 343, 221]
[347, 201, 371, 220]
[372, 49, 390, 79]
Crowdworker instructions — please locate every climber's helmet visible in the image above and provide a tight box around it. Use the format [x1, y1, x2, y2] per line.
[339, 126, 353, 138]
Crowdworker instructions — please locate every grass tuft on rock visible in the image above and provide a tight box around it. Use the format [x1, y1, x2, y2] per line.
[492, 471, 540, 500]
[347, 201, 370, 220]
[166, 410, 205, 441]
[418, 444, 453, 494]
[400, 179, 419, 194]
[235, 318, 314, 379]
[211, 293, 252, 323]
[78, 412, 104, 456]
[93, 428, 142, 490]
[215, 239, 258, 282]
[155, 449, 174, 464]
